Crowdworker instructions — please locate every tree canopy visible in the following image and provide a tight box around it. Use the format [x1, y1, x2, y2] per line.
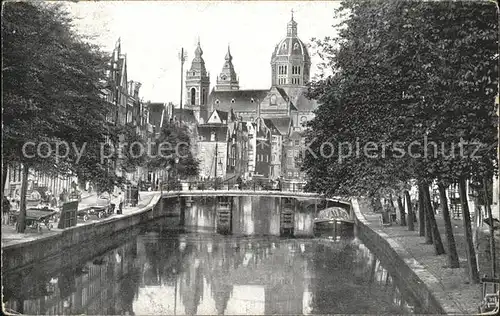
[302, 0, 498, 197]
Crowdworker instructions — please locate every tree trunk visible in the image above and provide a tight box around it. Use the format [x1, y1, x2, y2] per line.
[437, 182, 459, 268]
[16, 164, 29, 233]
[483, 178, 496, 278]
[418, 184, 426, 237]
[369, 257, 377, 284]
[458, 176, 480, 284]
[404, 190, 415, 231]
[423, 181, 445, 255]
[472, 201, 482, 266]
[397, 196, 407, 226]
[419, 183, 433, 243]
[2, 163, 8, 199]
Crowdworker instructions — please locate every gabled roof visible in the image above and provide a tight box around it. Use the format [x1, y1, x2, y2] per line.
[197, 124, 228, 141]
[262, 118, 280, 135]
[172, 108, 197, 124]
[267, 117, 292, 135]
[279, 86, 318, 112]
[209, 89, 269, 112]
[207, 109, 232, 124]
[274, 87, 298, 111]
[148, 103, 165, 128]
[289, 130, 303, 139]
[275, 87, 290, 101]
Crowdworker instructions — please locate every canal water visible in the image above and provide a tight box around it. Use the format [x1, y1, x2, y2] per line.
[2, 197, 424, 315]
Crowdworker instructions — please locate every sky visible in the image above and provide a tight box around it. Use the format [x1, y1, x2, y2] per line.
[65, 1, 341, 103]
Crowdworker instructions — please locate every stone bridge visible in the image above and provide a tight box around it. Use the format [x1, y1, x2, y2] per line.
[158, 189, 350, 207]
[157, 190, 353, 229]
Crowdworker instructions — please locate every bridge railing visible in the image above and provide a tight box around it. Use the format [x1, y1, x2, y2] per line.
[159, 179, 306, 193]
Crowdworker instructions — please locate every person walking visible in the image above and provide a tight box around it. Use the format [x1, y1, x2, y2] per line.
[118, 192, 124, 214]
[3, 196, 11, 225]
[236, 176, 243, 190]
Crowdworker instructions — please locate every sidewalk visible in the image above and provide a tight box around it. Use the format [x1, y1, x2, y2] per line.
[356, 199, 500, 314]
[1, 192, 159, 248]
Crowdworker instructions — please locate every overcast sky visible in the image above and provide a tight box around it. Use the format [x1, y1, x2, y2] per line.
[66, 1, 341, 103]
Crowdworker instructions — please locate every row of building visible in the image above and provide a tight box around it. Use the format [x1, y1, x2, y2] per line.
[164, 14, 317, 186]
[5, 14, 315, 197]
[4, 39, 169, 198]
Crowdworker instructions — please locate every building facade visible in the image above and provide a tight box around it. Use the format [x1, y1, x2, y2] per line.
[173, 13, 317, 184]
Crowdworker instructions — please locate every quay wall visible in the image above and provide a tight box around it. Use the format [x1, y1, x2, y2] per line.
[352, 199, 446, 314]
[2, 195, 180, 275]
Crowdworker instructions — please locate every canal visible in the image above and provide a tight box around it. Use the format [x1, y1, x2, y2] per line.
[3, 197, 424, 315]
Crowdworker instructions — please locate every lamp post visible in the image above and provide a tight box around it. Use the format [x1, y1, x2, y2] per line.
[179, 48, 187, 125]
[214, 133, 219, 190]
[174, 157, 179, 191]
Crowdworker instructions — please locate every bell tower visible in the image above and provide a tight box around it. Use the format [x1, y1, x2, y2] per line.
[186, 39, 210, 123]
[216, 45, 240, 91]
[270, 12, 311, 87]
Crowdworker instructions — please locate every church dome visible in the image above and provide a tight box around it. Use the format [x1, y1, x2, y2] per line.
[271, 15, 310, 63]
[272, 37, 310, 63]
[270, 13, 311, 87]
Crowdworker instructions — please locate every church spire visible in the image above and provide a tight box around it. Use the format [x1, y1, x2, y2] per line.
[225, 45, 232, 62]
[287, 9, 298, 37]
[195, 38, 203, 58]
[185, 39, 210, 122]
[216, 44, 239, 91]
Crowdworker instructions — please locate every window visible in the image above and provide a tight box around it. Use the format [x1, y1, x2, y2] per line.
[190, 88, 196, 105]
[294, 43, 299, 50]
[211, 131, 216, 141]
[282, 43, 287, 50]
[201, 88, 206, 105]
[301, 116, 307, 123]
[294, 140, 300, 146]
[231, 99, 235, 103]
[270, 94, 277, 105]
[278, 65, 288, 75]
[250, 98, 254, 103]
[215, 99, 220, 105]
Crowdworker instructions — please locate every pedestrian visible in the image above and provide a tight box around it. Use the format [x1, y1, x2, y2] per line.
[118, 192, 124, 214]
[3, 196, 11, 225]
[50, 196, 58, 208]
[236, 176, 243, 190]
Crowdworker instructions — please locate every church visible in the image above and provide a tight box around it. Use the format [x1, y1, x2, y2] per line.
[177, 13, 318, 184]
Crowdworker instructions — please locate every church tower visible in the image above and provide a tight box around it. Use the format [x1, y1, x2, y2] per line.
[270, 12, 311, 87]
[186, 39, 210, 123]
[215, 45, 240, 91]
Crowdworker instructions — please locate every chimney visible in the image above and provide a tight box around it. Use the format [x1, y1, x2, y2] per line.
[134, 82, 142, 98]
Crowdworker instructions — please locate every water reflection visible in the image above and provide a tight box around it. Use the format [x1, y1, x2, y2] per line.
[3, 218, 420, 315]
[184, 196, 318, 237]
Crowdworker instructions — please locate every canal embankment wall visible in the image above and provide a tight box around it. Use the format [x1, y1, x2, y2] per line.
[1, 194, 180, 275]
[351, 199, 447, 314]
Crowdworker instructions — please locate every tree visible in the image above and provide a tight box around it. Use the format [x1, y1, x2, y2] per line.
[146, 121, 199, 188]
[437, 181, 459, 268]
[2, 2, 119, 232]
[302, 0, 497, 281]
